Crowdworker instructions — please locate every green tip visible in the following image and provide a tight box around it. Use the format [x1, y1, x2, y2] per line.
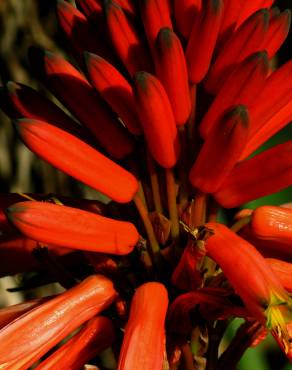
[157, 27, 175, 46]
[134, 71, 151, 92]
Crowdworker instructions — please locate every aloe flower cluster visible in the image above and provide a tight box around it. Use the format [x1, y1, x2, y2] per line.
[0, 0, 291, 368]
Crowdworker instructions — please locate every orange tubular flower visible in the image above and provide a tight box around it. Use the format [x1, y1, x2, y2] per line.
[118, 282, 168, 370]
[213, 141, 292, 208]
[35, 316, 115, 370]
[240, 60, 292, 159]
[133, 71, 180, 168]
[190, 105, 249, 193]
[0, 275, 116, 369]
[263, 9, 291, 58]
[140, 0, 173, 50]
[205, 222, 292, 352]
[15, 119, 138, 203]
[267, 259, 292, 294]
[154, 28, 191, 125]
[28, 47, 133, 160]
[85, 53, 141, 135]
[6, 201, 139, 254]
[186, 0, 224, 84]
[57, 0, 111, 64]
[0, 297, 50, 330]
[173, 0, 202, 40]
[205, 9, 269, 93]
[105, 0, 151, 76]
[199, 52, 269, 138]
[250, 206, 292, 245]
[0, 82, 94, 144]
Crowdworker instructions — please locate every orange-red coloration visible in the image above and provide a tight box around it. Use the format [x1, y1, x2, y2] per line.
[267, 259, 292, 294]
[190, 105, 249, 193]
[186, 0, 224, 84]
[0, 275, 116, 370]
[35, 316, 115, 370]
[105, 0, 151, 76]
[200, 52, 269, 138]
[15, 119, 138, 203]
[6, 201, 139, 254]
[237, 0, 274, 26]
[251, 206, 292, 245]
[133, 72, 180, 168]
[205, 9, 269, 93]
[86, 53, 141, 134]
[154, 28, 191, 125]
[205, 223, 289, 321]
[214, 142, 292, 208]
[140, 0, 173, 50]
[174, 0, 201, 40]
[118, 282, 168, 370]
[28, 48, 133, 160]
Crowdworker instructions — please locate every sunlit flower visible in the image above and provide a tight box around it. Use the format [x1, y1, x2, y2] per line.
[0, 0, 291, 368]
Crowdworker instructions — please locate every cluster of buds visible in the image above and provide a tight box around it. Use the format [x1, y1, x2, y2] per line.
[0, 0, 291, 368]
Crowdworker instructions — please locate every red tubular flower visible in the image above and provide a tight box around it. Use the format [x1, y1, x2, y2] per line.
[0, 297, 50, 330]
[75, 0, 103, 18]
[28, 47, 133, 160]
[217, 0, 244, 46]
[0, 275, 116, 369]
[263, 9, 291, 58]
[140, 0, 173, 50]
[173, 0, 201, 40]
[15, 119, 138, 203]
[190, 105, 249, 193]
[250, 206, 292, 246]
[205, 222, 292, 351]
[186, 0, 224, 84]
[114, 0, 137, 16]
[237, 0, 274, 26]
[57, 0, 112, 64]
[205, 9, 269, 93]
[267, 259, 292, 294]
[213, 141, 292, 208]
[85, 53, 141, 135]
[199, 52, 269, 138]
[118, 282, 168, 370]
[154, 28, 191, 125]
[35, 316, 115, 370]
[6, 201, 139, 254]
[0, 82, 94, 144]
[105, 0, 151, 76]
[133, 71, 180, 168]
[240, 60, 292, 159]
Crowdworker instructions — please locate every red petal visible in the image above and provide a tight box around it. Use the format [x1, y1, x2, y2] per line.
[15, 119, 138, 203]
[186, 0, 224, 84]
[6, 201, 139, 254]
[118, 282, 168, 370]
[35, 317, 115, 370]
[105, 0, 151, 76]
[86, 53, 141, 134]
[200, 52, 269, 138]
[154, 28, 191, 125]
[0, 275, 116, 369]
[140, 0, 173, 50]
[214, 141, 292, 208]
[28, 48, 134, 159]
[190, 105, 249, 193]
[133, 72, 180, 168]
[236, 0, 274, 26]
[173, 0, 202, 40]
[205, 9, 269, 93]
